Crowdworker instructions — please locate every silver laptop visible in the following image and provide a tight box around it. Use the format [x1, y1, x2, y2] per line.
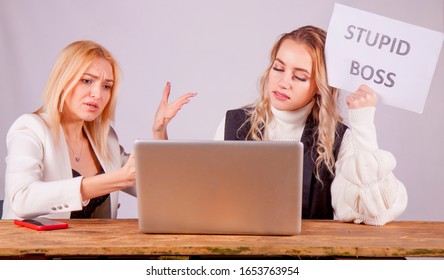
[134, 140, 303, 235]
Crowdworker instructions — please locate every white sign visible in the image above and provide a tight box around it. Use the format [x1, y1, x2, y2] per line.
[325, 4, 443, 113]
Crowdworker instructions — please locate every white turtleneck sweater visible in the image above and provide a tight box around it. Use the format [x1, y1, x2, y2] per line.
[214, 103, 408, 226]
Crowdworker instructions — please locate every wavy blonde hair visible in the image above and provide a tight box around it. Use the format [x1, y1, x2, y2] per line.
[35, 40, 121, 161]
[245, 25, 342, 178]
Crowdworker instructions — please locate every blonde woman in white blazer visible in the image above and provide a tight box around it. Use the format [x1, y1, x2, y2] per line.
[2, 41, 195, 220]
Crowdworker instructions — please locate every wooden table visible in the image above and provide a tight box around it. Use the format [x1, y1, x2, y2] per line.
[0, 219, 443, 259]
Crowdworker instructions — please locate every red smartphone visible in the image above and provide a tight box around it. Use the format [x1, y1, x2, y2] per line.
[14, 217, 68, 231]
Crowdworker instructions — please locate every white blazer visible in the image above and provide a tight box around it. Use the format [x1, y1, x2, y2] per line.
[2, 113, 136, 220]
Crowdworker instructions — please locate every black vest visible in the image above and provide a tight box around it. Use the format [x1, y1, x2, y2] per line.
[224, 108, 348, 219]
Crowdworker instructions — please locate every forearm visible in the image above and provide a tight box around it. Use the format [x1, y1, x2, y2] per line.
[332, 108, 408, 225]
[332, 149, 408, 225]
[152, 128, 168, 140]
[6, 177, 84, 219]
[348, 108, 378, 152]
[80, 168, 134, 200]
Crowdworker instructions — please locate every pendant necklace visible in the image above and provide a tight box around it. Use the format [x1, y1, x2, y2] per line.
[67, 139, 84, 163]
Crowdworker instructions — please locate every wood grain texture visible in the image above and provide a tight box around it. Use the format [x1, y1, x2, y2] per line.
[1, 219, 443, 259]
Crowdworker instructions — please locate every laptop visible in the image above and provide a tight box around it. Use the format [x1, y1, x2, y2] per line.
[134, 140, 303, 235]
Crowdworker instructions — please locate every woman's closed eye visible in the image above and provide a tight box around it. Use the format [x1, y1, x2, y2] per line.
[293, 75, 307, 82]
[273, 67, 307, 82]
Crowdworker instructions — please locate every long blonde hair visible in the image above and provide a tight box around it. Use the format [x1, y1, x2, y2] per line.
[246, 25, 342, 177]
[35, 40, 121, 161]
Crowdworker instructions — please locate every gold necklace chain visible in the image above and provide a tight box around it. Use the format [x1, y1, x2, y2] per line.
[66, 139, 84, 162]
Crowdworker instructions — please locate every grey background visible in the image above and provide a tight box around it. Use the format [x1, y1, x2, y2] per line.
[1, 0, 443, 220]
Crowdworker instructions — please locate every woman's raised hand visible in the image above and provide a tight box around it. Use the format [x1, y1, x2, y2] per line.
[152, 82, 196, 140]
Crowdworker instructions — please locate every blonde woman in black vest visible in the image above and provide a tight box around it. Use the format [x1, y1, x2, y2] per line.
[214, 26, 407, 226]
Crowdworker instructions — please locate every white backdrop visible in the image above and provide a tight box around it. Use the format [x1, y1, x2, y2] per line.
[1, 0, 443, 221]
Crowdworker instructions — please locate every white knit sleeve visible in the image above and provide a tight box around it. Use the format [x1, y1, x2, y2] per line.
[213, 117, 226, 140]
[331, 107, 408, 226]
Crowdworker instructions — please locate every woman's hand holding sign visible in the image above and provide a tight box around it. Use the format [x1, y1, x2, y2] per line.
[346, 84, 378, 109]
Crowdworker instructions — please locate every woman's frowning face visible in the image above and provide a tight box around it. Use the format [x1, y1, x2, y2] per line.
[63, 58, 114, 122]
[268, 39, 317, 111]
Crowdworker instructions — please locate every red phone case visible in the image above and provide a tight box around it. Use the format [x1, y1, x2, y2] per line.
[14, 218, 68, 231]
